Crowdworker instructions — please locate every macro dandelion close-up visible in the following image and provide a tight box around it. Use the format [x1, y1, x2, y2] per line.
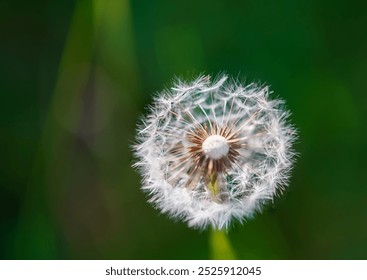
[134, 75, 297, 229]
[2, 0, 367, 264]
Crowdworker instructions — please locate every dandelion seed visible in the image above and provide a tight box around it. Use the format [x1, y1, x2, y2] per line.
[133, 74, 297, 229]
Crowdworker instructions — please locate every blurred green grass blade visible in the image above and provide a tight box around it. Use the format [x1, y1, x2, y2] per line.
[93, 0, 140, 92]
[89, 0, 142, 258]
[15, 0, 141, 259]
[14, 0, 95, 259]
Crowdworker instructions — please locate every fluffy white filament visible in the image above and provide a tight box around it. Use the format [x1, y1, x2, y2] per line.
[133, 74, 297, 230]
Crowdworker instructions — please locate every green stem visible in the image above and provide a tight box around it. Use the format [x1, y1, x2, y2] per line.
[208, 172, 220, 197]
[208, 175, 237, 259]
[210, 229, 237, 260]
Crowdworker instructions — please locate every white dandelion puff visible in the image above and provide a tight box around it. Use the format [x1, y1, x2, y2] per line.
[133, 74, 297, 230]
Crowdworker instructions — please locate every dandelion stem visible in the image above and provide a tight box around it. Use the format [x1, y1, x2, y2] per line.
[210, 229, 237, 260]
[208, 176, 236, 259]
[208, 173, 220, 196]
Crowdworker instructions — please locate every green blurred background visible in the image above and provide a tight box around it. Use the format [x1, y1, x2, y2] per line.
[1, 0, 366, 259]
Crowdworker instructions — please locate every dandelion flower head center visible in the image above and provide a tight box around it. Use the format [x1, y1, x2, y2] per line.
[202, 134, 229, 160]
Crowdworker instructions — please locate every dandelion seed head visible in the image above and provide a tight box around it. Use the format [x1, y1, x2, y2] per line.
[133, 74, 297, 230]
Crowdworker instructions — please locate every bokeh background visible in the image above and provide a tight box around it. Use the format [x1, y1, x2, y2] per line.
[1, 0, 366, 259]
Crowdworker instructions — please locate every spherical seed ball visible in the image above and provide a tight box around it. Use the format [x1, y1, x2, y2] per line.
[202, 135, 229, 160]
[133, 74, 297, 229]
